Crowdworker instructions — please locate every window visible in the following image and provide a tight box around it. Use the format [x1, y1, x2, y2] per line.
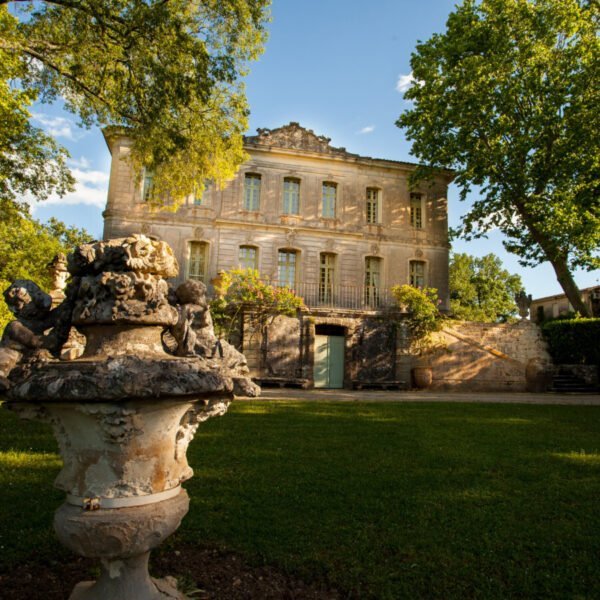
[278, 250, 297, 288]
[409, 260, 426, 288]
[319, 253, 336, 303]
[142, 170, 154, 202]
[239, 246, 258, 270]
[364, 257, 381, 306]
[193, 186, 203, 206]
[410, 193, 423, 228]
[322, 182, 337, 218]
[283, 178, 300, 215]
[244, 174, 261, 211]
[188, 242, 208, 281]
[366, 188, 380, 224]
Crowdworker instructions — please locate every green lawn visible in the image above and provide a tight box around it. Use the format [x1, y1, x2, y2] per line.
[1, 401, 599, 599]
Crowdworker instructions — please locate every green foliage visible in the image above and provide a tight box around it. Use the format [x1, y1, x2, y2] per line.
[0, 7, 74, 207]
[391, 284, 442, 354]
[2, 402, 599, 598]
[210, 268, 304, 337]
[541, 318, 600, 365]
[397, 0, 599, 314]
[449, 252, 523, 322]
[3, 0, 270, 205]
[0, 200, 93, 332]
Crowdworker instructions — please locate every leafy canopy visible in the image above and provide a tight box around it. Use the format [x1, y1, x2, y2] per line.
[2, 0, 270, 205]
[397, 0, 599, 314]
[449, 253, 523, 322]
[0, 199, 94, 332]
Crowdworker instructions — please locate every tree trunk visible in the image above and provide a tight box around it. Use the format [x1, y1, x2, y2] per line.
[548, 255, 591, 317]
[513, 199, 591, 318]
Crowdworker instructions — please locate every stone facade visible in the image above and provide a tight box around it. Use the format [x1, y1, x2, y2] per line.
[102, 122, 452, 310]
[101, 123, 453, 389]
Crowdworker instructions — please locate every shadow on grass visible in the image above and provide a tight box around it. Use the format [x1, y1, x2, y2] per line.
[1, 401, 599, 599]
[182, 402, 600, 599]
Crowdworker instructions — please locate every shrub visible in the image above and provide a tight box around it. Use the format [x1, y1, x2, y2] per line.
[541, 318, 600, 365]
[391, 284, 443, 355]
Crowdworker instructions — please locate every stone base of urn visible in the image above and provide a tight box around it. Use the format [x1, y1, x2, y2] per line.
[56, 491, 189, 600]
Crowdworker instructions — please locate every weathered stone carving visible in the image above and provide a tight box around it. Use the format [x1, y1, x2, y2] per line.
[246, 121, 357, 157]
[47, 252, 69, 307]
[515, 290, 533, 319]
[69, 234, 178, 278]
[169, 280, 260, 398]
[1, 234, 259, 600]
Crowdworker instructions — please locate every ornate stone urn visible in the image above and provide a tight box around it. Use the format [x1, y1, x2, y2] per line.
[0, 235, 259, 599]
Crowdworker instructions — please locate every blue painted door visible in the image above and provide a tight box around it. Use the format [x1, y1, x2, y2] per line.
[314, 335, 344, 388]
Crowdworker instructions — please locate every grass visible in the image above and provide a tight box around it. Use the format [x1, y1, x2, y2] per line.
[1, 400, 599, 599]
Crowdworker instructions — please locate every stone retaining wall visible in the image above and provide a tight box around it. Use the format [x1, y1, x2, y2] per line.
[241, 313, 552, 392]
[429, 320, 552, 392]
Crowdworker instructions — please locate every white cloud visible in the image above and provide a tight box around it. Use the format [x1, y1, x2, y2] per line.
[396, 72, 415, 94]
[29, 165, 109, 210]
[68, 156, 91, 169]
[357, 125, 375, 135]
[32, 113, 80, 140]
[71, 168, 110, 186]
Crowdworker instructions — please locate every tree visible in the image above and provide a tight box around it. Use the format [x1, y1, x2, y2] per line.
[211, 269, 304, 338]
[0, 199, 93, 332]
[210, 269, 304, 369]
[1, 0, 270, 205]
[397, 0, 599, 317]
[391, 284, 442, 355]
[0, 7, 74, 208]
[449, 253, 523, 322]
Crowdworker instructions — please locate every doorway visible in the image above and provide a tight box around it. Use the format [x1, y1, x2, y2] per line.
[313, 324, 345, 389]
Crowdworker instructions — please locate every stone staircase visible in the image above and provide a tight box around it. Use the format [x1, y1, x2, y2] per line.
[549, 368, 599, 394]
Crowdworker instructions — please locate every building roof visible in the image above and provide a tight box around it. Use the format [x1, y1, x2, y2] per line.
[531, 286, 600, 304]
[244, 122, 454, 175]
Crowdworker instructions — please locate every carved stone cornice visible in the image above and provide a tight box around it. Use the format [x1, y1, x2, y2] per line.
[245, 122, 357, 158]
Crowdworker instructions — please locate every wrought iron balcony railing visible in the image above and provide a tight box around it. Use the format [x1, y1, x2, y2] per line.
[274, 281, 395, 311]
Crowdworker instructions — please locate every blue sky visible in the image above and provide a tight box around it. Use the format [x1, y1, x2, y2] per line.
[29, 0, 599, 299]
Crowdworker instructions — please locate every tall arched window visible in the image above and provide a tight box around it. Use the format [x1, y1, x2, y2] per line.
[239, 245, 258, 270]
[366, 188, 380, 224]
[322, 182, 337, 218]
[364, 257, 381, 306]
[243, 173, 261, 211]
[188, 242, 208, 281]
[278, 249, 298, 288]
[410, 193, 423, 228]
[142, 169, 154, 202]
[283, 177, 300, 215]
[319, 253, 336, 303]
[409, 260, 426, 288]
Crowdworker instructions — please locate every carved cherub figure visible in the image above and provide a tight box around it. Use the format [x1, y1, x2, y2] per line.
[0, 281, 55, 389]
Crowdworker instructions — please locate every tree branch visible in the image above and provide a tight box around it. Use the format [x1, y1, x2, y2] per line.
[22, 47, 142, 125]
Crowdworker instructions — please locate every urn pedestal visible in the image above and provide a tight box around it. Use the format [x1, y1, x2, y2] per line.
[9, 394, 231, 600]
[2, 236, 255, 600]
